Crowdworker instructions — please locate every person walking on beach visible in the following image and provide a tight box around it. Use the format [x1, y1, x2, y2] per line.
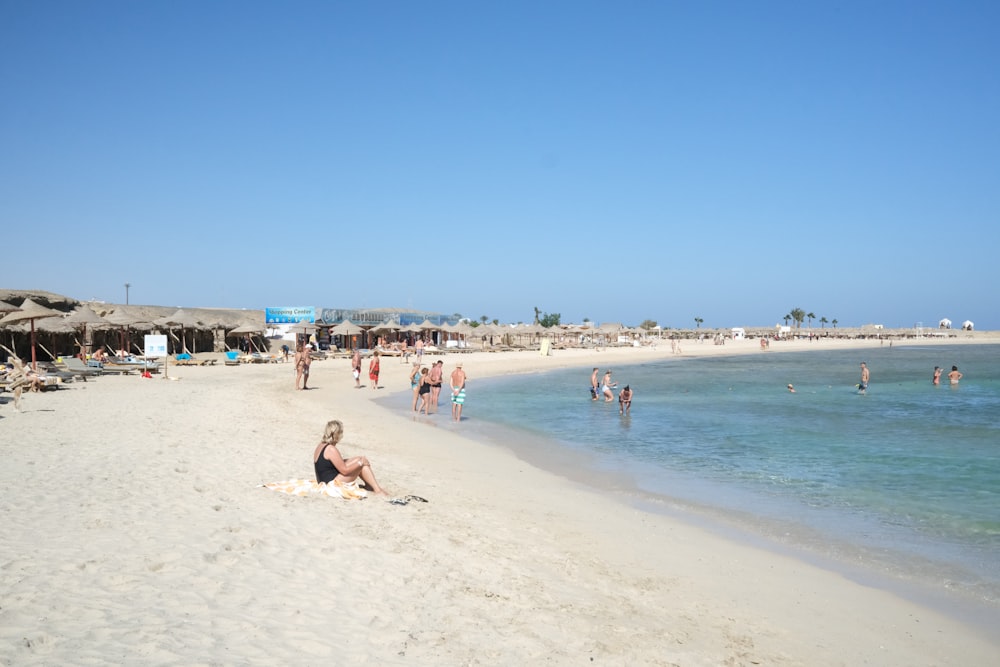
[933, 366, 942, 385]
[368, 350, 380, 390]
[619, 385, 633, 415]
[590, 367, 600, 401]
[352, 348, 362, 388]
[859, 362, 869, 395]
[602, 370, 617, 402]
[948, 365, 963, 385]
[450, 362, 467, 422]
[294, 342, 311, 390]
[415, 337, 424, 362]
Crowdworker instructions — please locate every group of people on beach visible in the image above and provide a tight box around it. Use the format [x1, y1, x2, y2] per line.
[410, 358, 466, 421]
[590, 367, 632, 415]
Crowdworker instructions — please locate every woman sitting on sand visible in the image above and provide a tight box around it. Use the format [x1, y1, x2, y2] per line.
[313, 420, 388, 497]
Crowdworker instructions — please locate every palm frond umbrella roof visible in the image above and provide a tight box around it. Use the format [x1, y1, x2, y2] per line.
[330, 320, 363, 336]
[369, 320, 400, 333]
[287, 321, 319, 335]
[228, 323, 266, 335]
[0, 298, 63, 326]
[64, 305, 112, 328]
[154, 308, 205, 329]
[0, 299, 20, 313]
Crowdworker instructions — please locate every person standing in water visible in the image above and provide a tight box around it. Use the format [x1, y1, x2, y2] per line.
[450, 362, 467, 422]
[602, 369, 617, 402]
[590, 367, 600, 400]
[859, 362, 870, 395]
[933, 366, 942, 385]
[948, 365, 963, 385]
[618, 385, 633, 415]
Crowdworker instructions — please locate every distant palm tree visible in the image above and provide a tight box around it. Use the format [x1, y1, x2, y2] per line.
[783, 314, 791, 326]
[480, 315, 488, 324]
[807, 312, 815, 327]
[832, 319, 838, 329]
[790, 307, 806, 329]
[820, 317, 828, 328]
[694, 317, 703, 328]
[533, 306, 541, 324]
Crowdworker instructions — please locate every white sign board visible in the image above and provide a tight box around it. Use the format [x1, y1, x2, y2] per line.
[145, 334, 168, 358]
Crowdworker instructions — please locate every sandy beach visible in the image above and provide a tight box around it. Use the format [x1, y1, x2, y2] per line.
[2, 336, 998, 665]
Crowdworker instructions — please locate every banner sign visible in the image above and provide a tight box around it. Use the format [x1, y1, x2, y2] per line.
[145, 334, 168, 358]
[266, 307, 316, 324]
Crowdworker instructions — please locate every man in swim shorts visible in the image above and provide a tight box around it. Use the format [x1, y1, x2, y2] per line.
[859, 362, 869, 395]
[450, 362, 467, 422]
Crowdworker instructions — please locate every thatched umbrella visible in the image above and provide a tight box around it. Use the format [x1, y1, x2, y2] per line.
[63, 305, 111, 359]
[0, 298, 63, 370]
[228, 323, 266, 353]
[0, 299, 20, 314]
[104, 308, 153, 357]
[154, 308, 204, 354]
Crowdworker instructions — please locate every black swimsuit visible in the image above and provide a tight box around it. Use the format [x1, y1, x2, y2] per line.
[314, 444, 342, 484]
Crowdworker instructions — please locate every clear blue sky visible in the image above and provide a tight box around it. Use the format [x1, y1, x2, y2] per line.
[3, 1, 998, 329]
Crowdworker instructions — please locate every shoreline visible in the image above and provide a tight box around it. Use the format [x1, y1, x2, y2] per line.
[2, 336, 998, 664]
[378, 338, 1000, 630]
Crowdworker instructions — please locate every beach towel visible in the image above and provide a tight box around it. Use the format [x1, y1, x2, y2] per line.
[261, 478, 368, 500]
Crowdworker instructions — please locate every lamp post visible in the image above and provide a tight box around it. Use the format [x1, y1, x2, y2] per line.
[125, 282, 131, 305]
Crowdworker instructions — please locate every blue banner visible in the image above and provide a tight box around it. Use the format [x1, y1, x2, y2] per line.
[265, 307, 316, 324]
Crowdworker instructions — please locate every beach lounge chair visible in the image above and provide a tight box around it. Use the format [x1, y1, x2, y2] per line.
[57, 357, 104, 379]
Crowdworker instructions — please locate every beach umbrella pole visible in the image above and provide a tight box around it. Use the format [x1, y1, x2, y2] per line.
[30, 320, 38, 371]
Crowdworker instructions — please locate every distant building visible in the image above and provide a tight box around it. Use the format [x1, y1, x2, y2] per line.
[318, 307, 454, 327]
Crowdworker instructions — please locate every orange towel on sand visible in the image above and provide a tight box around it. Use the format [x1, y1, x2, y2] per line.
[261, 478, 368, 500]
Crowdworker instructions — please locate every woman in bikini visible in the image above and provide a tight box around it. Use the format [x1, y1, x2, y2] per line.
[313, 420, 388, 496]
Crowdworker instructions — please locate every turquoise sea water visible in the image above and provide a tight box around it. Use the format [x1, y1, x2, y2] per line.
[418, 344, 1000, 615]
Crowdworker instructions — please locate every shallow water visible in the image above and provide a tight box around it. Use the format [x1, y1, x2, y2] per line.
[381, 344, 1000, 624]
[443, 345, 1000, 604]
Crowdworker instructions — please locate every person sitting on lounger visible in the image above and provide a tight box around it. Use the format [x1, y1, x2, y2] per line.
[312, 419, 389, 496]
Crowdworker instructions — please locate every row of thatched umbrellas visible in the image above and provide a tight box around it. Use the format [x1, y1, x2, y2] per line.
[0, 298, 631, 371]
[0, 299, 269, 370]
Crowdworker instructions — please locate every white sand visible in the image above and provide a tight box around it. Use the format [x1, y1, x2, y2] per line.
[2, 336, 998, 665]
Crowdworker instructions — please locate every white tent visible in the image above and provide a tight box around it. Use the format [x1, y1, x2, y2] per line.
[962, 320, 974, 331]
[938, 318, 952, 329]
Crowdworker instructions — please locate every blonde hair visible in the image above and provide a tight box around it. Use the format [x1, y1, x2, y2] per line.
[321, 420, 344, 446]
